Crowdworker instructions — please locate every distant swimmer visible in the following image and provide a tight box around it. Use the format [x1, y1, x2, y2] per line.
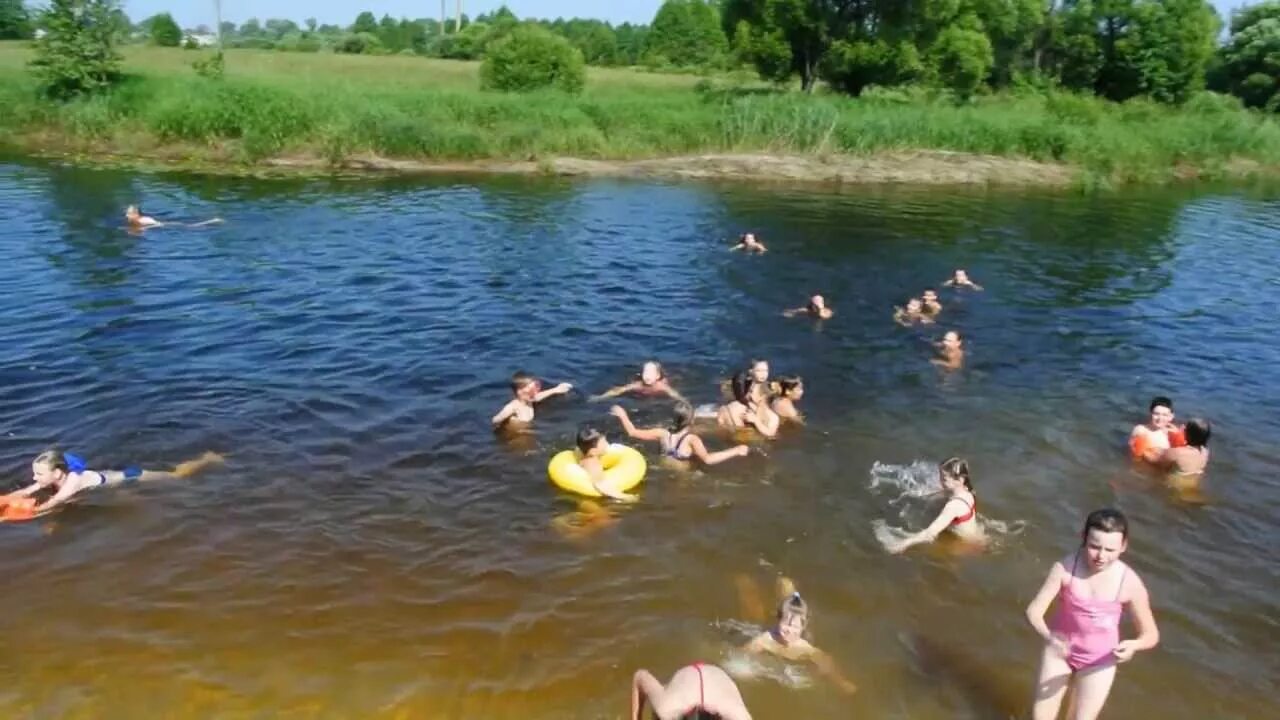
[610, 403, 749, 467]
[125, 204, 223, 232]
[632, 663, 753, 720]
[884, 457, 984, 553]
[730, 233, 767, 254]
[591, 361, 686, 403]
[769, 376, 804, 424]
[921, 288, 942, 315]
[718, 370, 779, 438]
[782, 295, 834, 320]
[942, 269, 983, 290]
[894, 298, 935, 327]
[932, 331, 965, 370]
[1129, 396, 1185, 461]
[2, 448, 224, 519]
[1024, 508, 1159, 720]
[741, 576, 859, 694]
[491, 371, 573, 428]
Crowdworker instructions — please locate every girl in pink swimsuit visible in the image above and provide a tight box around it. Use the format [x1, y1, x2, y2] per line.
[1025, 509, 1160, 720]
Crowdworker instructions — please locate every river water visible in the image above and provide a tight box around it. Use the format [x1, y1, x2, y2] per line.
[0, 161, 1277, 719]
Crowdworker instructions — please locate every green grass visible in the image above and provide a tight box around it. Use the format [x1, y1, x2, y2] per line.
[2, 42, 1279, 184]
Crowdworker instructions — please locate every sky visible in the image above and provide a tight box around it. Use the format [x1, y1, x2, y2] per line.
[123, 0, 1253, 31]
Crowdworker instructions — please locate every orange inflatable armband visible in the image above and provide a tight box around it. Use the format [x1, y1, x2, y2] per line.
[1128, 434, 1150, 461]
[1168, 427, 1187, 448]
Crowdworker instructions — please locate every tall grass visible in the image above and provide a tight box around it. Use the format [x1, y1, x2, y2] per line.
[1, 43, 1278, 183]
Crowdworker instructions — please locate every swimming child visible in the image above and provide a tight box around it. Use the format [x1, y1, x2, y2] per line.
[632, 663, 753, 720]
[932, 331, 965, 370]
[1024, 508, 1159, 720]
[491, 371, 573, 428]
[921, 289, 942, 315]
[610, 403, 749, 466]
[717, 371, 779, 438]
[730, 233, 768, 254]
[575, 426, 637, 501]
[2, 448, 224, 518]
[942, 269, 984, 290]
[782, 295, 834, 320]
[591, 361, 686, 403]
[894, 298, 935, 327]
[742, 577, 859, 694]
[770, 376, 804, 423]
[125, 204, 161, 229]
[884, 457, 983, 554]
[1129, 396, 1183, 461]
[1148, 417, 1211, 478]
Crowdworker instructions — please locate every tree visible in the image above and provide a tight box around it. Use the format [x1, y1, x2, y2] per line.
[147, 12, 181, 46]
[352, 11, 378, 35]
[645, 0, 728, 68]
[724, 0, 847, 92]
[0, 0, 32, 39]
[481, 24, 586, 93]
[931, 23, 996, 99]
[29, 0, 124, 98]
[1208, 0, 1280, 111]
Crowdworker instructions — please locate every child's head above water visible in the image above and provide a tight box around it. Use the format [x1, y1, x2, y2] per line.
[1183, 417, 1211, 448]
[807, 295, 826, 313]
[922, 289, 939, 303]
[774, 591, 809, 644]
[942, 331, 962, 349]
[576, 426, 608, 456]
[731, 371, 755, 405]
[749, 359, 769, 384]
[511, 371, 541, 400]
[906, 298, 923, 313]
[31, 448, 69, 487]
[669, 402, 695, 433]
[776, 376, 804, 400]
[939, 456, 973, 491]
[954, 269, 970, 283]
[640, 361, 665, 385]
[1148, 396, 1174, 428]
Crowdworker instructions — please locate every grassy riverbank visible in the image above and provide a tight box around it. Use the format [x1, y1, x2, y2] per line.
[2, 43, 1279, 185]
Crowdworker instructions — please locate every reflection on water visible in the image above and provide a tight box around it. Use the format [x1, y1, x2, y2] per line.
[1, 160, 1278, 719]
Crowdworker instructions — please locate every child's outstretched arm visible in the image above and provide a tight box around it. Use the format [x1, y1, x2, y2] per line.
[6, 482, 41, 499]
[491, 400, 519, 427]
[688, 435, 749, 466]
[609, 406, 667, 443]
[534, 382, 573, 402]
[885, 500, 964, 554]
[591, 382, 638, 401]
[810, 650, 858, 694]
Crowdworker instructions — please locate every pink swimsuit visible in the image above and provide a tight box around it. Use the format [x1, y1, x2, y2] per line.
[1051, 554, 1126, 671]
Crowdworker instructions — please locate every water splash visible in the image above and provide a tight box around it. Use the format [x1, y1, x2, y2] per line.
[869, 461, 1025, 553]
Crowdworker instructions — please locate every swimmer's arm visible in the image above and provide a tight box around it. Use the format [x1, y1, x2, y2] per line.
[741, 632, 770, 654]
[745, 407, 779, 437]
[631, 669, 664, 720]
[689, 435, 749, 465]
[490, 401, 519, 427]
[7, 482, 41, 498]
[782, 307, 806, 317]
[967, 281, 984, 290]
[610, 406, 666, 442]
[534, 382, 573, 402]
[888, 501, 961, 553]
[810, 649, 858, 694]
[661, 385, 689, 404]
[591, 383, 638, 400]
[1024, 562, 1067, 643]
[942, 279, 956, 286]
[33, 481, 79, 513]
[1122, 573, 1160, 652]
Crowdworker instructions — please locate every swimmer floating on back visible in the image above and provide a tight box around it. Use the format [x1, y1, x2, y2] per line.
[932, 331, 965, 370]
[741, 576, 859, 694]
[591, 361, 687, 403]
[491, 371, 573, 428]
[894, 298, 935, 327]
[769, 376, 804, 423]
[610, 403, 749, 466]
[632, 663, 753, 720]
[730, 233, 767, 254]
[2, 448, 224, 519]
[884, 457, 984, 554]
[1025, 508, 1159, 720]
[718, 370, 779, 438]
[575, 426, 637, 502]
[782, 295, 834, 320]
[124, 204, 223, 232]
[942, 269, 983, 290]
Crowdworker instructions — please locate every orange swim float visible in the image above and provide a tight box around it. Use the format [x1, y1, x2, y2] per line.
[1130, 428, 1186, 461]
[0, 494, 37, 522]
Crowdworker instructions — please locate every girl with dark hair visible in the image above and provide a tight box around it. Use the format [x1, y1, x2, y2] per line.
[1024, 509, 1159, 720]
[609, 404, 749, 467]
[885, 457, 983, 554]
[770, 376, 805, 423]
[716, 370, 778, 438]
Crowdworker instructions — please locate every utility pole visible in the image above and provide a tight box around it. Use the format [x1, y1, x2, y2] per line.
[440, 0, 446, 34]
[454, 0, 462, 34]
[214, 0, 223, 50]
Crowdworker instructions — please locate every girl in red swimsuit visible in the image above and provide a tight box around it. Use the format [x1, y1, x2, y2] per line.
[884, 457, 984, 554]
[631, 663, 752, 720]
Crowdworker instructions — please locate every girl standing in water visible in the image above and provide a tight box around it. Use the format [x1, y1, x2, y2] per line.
[610, 404, 749, 467]
[884, 457, 983, 553]
[1024, 508, 1159, 720]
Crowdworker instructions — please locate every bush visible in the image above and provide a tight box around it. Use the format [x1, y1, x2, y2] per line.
[480, 26, 586, 94]
[192, 51, 224, 79]
[29, 0, 123, 99]
[148, 12, 182, 48]
[335, 32, 381, 55]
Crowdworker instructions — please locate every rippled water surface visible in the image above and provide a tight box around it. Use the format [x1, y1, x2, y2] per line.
[1, 161, 1278, 719]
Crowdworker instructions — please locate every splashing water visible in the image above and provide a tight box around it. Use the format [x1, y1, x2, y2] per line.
[869, 461, 1025, 553]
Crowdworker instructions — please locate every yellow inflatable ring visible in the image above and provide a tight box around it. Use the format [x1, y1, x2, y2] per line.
[548, 443, 647, 497]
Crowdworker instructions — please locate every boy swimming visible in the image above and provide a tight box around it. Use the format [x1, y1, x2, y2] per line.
[782, 295, 834, 320]
[942, 269, 983, 290]
[730, 233, 767, 253]
[491, 371, 573, 428]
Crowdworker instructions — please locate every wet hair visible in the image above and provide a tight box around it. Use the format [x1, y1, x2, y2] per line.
[923, 288, 938, 297]
[576, 426, 605, 455]
[669, 402, 695, 433]
[1149, 396, 1173, 412]
[510, 371, 538, 394]
[807, 297, 822, 313]
[682, 711, 720, 720]
[776, 376, 803, 398]
[639, 360, 665, 382]
[749, 358, 768, 373]
[730, 370, 754, 405]
[1183, 417, 1211, 448]
[939, 457, 973, 491]
[776, 591, 809, 628]
[33, 448, 68, 472]
[1082, 508, 1129, 542]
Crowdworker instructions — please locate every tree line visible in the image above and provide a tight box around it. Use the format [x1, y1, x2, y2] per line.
[3, 0, 1278, 112]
